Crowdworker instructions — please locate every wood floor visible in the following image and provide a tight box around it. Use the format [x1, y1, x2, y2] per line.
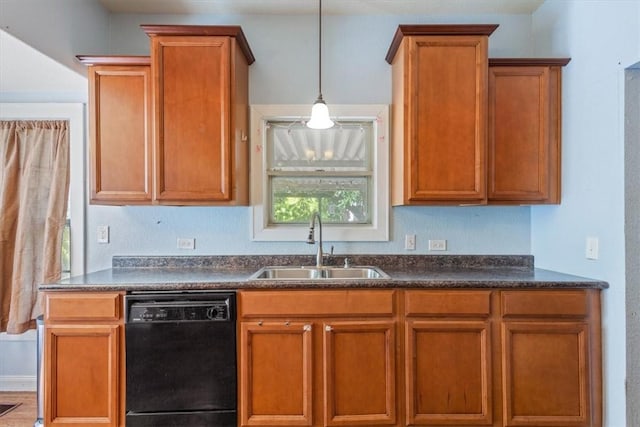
[0, 392, 36, 427]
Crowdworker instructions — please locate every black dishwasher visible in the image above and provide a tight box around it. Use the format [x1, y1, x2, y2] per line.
[125, 292, 236, 427]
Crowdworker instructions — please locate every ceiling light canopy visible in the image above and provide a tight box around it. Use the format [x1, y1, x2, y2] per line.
[307, 0, 334, 130]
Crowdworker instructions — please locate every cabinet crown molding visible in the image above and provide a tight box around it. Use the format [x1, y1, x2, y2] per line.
[140, 24, 255, 64]
[385, 24, 499, 64]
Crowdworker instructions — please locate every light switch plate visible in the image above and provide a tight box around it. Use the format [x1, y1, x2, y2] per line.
[586, 237, 599, 260]
[97, 225, 109, 244]
[405, 234, 416, 250]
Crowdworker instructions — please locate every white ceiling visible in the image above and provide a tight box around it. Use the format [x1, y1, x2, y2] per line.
[98, 0, 545, 16]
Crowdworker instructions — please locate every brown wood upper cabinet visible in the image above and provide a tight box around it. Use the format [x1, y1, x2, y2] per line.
[77, 56, 153, 205]
[386, 25, 498, 205]
[79, 25, 254, 206]
[488, 58, 570, 204]
[142, 25, 254, 205]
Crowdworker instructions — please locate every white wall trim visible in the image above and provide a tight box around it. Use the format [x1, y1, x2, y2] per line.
[0, 375, 37, 392]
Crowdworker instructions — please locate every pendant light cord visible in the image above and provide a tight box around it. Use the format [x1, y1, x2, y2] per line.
[318, 0, 322, 98]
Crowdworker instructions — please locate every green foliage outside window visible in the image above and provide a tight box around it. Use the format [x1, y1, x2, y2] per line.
[272, 189, 366, 224]
[61, 219, 70, 279]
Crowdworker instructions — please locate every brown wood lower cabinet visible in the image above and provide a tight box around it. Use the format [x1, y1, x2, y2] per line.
[323, 321, 396, 426]
[238, 290, 397, 427]
[500, 290, 601, 427]
[240, 321, 314, 426]
[405, 290, 493, 426]
[41, 288, 600, 427]
[405, 319, 492, 425]
[43, 292, 125, 427]
[238, 289, 601, 427]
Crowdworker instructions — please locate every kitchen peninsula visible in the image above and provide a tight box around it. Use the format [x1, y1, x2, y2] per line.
[40, 255, 605, 427]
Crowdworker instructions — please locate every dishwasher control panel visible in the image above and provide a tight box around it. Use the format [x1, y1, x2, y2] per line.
[125, 293, 233, 323]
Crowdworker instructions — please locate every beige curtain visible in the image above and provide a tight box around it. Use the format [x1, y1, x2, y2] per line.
[0, 120, 70, 334]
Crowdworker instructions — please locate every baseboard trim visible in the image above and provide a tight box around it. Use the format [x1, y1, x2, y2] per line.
[0, 375, 37, 392]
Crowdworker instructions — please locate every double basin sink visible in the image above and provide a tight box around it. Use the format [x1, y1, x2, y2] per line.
[251, 266, 389, 280]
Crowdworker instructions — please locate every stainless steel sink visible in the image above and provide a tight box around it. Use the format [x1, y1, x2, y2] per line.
[250, 266, 389, 280]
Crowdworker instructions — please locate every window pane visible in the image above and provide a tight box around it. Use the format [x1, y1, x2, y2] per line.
[267, 121, 372, 171]
[270, 176, 370, 224]
[61, 218, 71, 279]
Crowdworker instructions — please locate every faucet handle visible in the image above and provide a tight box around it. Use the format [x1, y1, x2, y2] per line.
[344, 257, 351, 268]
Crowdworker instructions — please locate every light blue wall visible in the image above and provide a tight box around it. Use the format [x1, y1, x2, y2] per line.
[531, 1, 640, 425]
[86, 12, 534, 272]
[0, 0, 110, 75]
[88, 206, 531, 270]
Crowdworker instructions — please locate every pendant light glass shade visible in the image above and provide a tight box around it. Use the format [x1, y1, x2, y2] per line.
[307, 96, 334, 129]
[307, 0, 334, 129]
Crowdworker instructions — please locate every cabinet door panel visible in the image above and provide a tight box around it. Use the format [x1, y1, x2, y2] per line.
[153, 36, 231, 202]
[45, 325, 120, 426]
[406, 320, 492, 425]
[502, 322, 590, 426]
[323, 321, 396, 426]
[90, 65, 152, 204]
[240, 322, 313, 426]
[489, 66, 551, 202]
[408, 36, 487, 202]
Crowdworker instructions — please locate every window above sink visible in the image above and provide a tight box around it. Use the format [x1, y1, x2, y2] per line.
[250, 105, 389, 242]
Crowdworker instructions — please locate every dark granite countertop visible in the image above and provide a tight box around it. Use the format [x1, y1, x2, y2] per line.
[40, 255, 608, 291]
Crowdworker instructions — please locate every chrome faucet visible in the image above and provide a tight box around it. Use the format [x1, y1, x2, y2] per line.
[306, 212, 324, 268]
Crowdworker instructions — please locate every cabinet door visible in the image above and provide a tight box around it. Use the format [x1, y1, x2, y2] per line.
[501, 321, 591, 427]
[151, 35, 232, 203]
[406, 320, 492, 426]
[44, 324, 120, 427]
[406, 35, 488, 203]
[240, 321, 313, 426]
[323, 321, 396, 426]
[488, 66, 559, 203]
[88, 64, 152, 204]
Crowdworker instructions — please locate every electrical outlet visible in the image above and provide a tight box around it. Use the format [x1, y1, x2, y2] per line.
[97, 225, 109, 244]
[177, 238, 196, 250]
[429, 239, 447, 251]
[405, 234, 416, 250]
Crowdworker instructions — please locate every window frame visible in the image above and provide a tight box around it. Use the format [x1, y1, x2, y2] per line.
[250, 104, 389, 242]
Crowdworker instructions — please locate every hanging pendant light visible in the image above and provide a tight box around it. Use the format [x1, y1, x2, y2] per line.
[307, 0, 334, 129]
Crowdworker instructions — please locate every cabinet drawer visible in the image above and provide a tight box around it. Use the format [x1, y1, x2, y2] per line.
[405, 290, 491, 316]
[501, 290, 588, 318]
[45, 292, 122, 322]
[239, 290, 395, 317]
